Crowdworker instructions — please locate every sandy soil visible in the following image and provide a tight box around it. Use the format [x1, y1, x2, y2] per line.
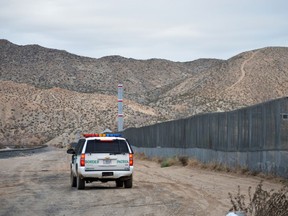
[0, 147, 284, 216]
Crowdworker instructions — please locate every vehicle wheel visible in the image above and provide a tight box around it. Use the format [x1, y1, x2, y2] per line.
[77, 175, 85, 190]
[70, 171, 77, 187]
[124, 176, 133, 188]
[116, 180, 123, 188]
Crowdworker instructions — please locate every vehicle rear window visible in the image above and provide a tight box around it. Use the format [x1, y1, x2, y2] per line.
[85, 139, 129, 153]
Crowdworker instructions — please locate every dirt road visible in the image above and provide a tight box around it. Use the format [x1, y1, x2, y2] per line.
[0, 147, 283, 216]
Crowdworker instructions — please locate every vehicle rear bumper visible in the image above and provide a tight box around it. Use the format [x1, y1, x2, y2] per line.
[78, 167, 133, 179]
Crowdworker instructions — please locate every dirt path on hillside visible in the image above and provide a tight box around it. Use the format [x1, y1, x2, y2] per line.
[0, 148, 283, 216]
[227, 50, 260, 90]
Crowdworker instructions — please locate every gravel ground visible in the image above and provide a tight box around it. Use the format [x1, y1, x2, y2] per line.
[0, 147, 284, 216]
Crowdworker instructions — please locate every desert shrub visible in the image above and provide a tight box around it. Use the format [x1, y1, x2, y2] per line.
[161, 159, 171, 168]
[228, 181, 288, 216]
[187, 158, 201, 167]
[178, 156, 188, 166]
[151, 157, 163, 164]
[160, 157, 178, 168]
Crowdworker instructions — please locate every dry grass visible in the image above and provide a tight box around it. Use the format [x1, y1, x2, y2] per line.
[160, 157, 180, 168]
[228, 181, 288, 216]
[178, 156, 189, 166]
[134, 153, 187, 168]
[135, 153, 288, 184]
[187, 159, 231, 172]
[187, 158, 201, 167]
[151, 156, 163, 164]
[134, 152, 149, 160]
[160, 156, 191, 167]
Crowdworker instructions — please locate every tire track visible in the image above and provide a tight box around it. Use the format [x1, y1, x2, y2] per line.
[135, 163, 205, 215]
[0, 149, 283, 216]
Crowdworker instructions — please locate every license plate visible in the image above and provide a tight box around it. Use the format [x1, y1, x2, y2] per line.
[103, 159, 111, 164]
[102, 172, 113, 176]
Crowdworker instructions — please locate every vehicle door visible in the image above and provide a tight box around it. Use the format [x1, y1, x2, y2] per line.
[72, 139, 85, 174]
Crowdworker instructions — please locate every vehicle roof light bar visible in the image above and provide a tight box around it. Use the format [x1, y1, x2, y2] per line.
[82, 133, 121, 138]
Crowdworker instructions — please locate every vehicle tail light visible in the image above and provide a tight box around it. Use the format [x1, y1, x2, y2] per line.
[80, 153, 85, 166]
[129, 153, 133, 166]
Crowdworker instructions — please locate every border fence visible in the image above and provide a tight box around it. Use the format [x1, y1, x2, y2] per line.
[122, 97, 288, 178]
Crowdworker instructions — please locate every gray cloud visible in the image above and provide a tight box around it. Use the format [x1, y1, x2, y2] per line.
[1, 0, 287, 61]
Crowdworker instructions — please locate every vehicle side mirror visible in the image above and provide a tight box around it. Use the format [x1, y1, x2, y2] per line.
[67, 149, 76, 154]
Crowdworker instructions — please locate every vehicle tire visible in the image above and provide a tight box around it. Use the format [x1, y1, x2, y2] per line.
[70, 171, 77, 187]
[124, 176, 133, 188]
[77, 175, 85, 190]
[116, 180, 123, 188]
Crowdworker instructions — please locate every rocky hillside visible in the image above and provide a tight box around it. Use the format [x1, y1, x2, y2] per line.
[153, 47, 288, 117]
[0, 81, 158, 147]
[0, 39, 205, 103]
[0, 39, 288, 147]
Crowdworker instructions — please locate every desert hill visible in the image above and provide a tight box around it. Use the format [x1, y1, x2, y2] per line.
[0, 80, 158, 147]
[153, 47, 288, 117]
[1, 39, 210, 103]
[0, 39, 288, 146]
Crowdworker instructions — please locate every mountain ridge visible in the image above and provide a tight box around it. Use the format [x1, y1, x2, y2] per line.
[1, 39, 288, 147]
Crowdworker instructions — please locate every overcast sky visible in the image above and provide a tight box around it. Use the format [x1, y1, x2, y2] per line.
[1, 0, 287, 62]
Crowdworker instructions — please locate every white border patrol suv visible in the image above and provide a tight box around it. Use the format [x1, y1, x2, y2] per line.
[67, 133, 134, 190]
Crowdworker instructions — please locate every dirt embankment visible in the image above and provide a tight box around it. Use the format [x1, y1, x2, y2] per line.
[0, 148, 284, 216]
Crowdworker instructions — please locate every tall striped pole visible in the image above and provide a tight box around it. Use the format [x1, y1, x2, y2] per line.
[117, 84, 123, 132]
